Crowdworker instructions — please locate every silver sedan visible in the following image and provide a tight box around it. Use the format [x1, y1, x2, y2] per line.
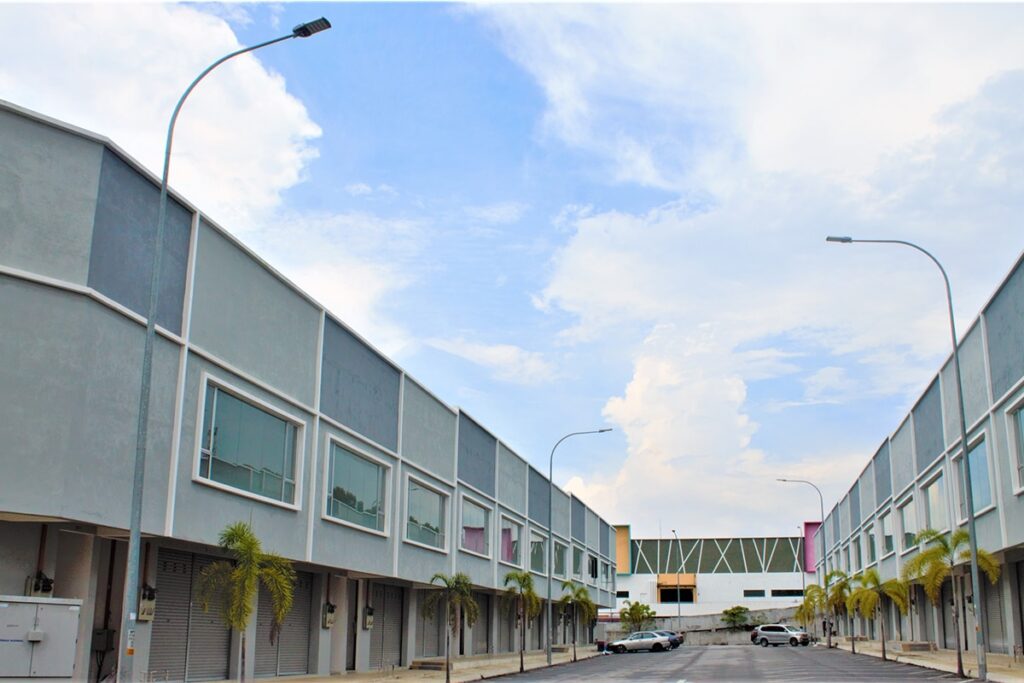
[608, 631, 673, 653]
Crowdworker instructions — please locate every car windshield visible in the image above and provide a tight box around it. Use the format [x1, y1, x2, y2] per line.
[786, 626, 803, 632]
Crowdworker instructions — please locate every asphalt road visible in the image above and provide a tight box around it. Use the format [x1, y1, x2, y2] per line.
[493, 645, 963, 682]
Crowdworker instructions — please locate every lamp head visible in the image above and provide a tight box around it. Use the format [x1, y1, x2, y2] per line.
[598, 428, 613, 433]
[293, 17, 331, 37]
[825, 235, 853, 244]
[777, 478, 789, 482]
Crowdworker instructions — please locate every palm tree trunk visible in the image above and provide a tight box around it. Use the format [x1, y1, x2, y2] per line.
[445, 601, 451, 683]
[519, 599, 525, 673]
[572, 604, 577, 662]
[241, 632, 247, 683]
[849, 610, 856, 654]
[879, 604, 887, 662]
[951, 576, 964, 678]
[827, 608, 833, 649]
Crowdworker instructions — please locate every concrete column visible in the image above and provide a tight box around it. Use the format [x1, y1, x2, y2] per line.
[403, 587, 417, 665]
[329, 575, 348, 674]
[309, 572, 332, 674]
[1004, 562, 1021, 653]
[54, 530, 100, 681]
[355, 580, 372, 671]
[489, 592, 499, 654]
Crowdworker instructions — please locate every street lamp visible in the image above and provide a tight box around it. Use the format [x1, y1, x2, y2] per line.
[777, 478, 830, 648]
[825, 235, 988, 678]
[671, 529, 682, 626]
[546, 428, 612, 666]
[117, 18, 331, 680]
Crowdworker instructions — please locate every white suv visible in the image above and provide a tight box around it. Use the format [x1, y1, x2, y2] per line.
[752, 624, 810, 647]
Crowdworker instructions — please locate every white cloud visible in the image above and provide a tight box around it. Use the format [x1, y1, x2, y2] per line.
[0, 3, 321, 231]
[427, 338, 556, 385]
[344, 183, 374, 196]
[465, 201, 528, 225]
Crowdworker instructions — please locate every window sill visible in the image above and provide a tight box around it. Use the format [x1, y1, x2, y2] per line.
[404, 537, 449, 555]
[498, 559, 523, 571]
[880, 550, 896, 561]
[322, 512, 389, 538]
[459, 547, 492, 561]
[900, 545, 918, 557]
[192, 475, 300, 512]
[956, 503, 997, 526]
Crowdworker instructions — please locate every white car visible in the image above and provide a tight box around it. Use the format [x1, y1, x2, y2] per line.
[609, 631, 673, 653]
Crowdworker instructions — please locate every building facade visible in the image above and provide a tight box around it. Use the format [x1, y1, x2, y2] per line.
[814, 248, 1024, 654]
[0, 100, 616, 681]
[612, 526, 815, 618]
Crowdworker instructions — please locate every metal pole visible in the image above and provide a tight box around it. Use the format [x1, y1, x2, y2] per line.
[116, 28, 317, 680]
[827, 237, 987, 678]
[547, 428, 611, 666]
[778, 478, 829, 647]
[671, 530, 681, 626]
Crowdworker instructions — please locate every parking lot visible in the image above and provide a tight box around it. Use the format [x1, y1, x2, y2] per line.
[493, 644, 963, 681]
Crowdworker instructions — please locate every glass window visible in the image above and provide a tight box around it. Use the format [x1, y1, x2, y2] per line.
[743, 589, 765, 597]
[500, 517, 522, 565]
[588, 554, 598, 581]
[554, 541, 567, 577]
[852, 537, 862, 570]
[924, 475, 946, 531]
[865, 526, 877, 564]
[880, 512, 894, 555]
[659, 588, 694, 603]
[601, 561, 610, 589]
[959, 440, 992, 516]
[843, 547, 850, 573]
[1015, 409, 1024, 485]
[200, 384, 297, 503]
[407, 480, 446, 549]
[573, 547, 583, 579]
[616, 590, 630, 599]
[327, 444, 386, 531]
[461, 498, 490, 555]
[899, 499, 917, 550]
[530, 532, 546, 573]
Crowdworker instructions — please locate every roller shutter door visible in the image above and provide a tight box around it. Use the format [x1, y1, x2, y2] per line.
[472, 593, 489, 654]
[369, 583, 404, 670]
[941, 581, 956, 649]
[346, 580, 358, 671]
[255, 571, 313, 676]
[186, 556, 231, 681]
[497, 605, 513, 653]
[417, 590, 444, 657]
[984, 577, 1006, 653]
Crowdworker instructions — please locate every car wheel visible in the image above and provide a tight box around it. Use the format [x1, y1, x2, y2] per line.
[615, 645, 626, 654]
[652, 643, 663, 652]
[800, 641, 809, 647]
[790, 638, 798, 646]
[760, 638, 769, 647]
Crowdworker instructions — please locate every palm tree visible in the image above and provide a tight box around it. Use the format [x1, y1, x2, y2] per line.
[503, 570, 541, 673]
[557, 580, 597, 662]
[800, 584, 827, 641]
[902, 528, 1000, 678]
[194, 521, 296, 681]
[421, 572, 479, 683]
[845, 568, 908, 661]
[826, 569, 853, 653]
[619, 600, 657, 633]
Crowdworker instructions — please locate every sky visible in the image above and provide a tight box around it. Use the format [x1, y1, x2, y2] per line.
[3, 2, 1023, 538]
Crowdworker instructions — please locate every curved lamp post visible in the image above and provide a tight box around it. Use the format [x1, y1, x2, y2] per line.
[826, 235, 987, 678]
[118, 18, 331, 680]
[671, 529, 682, 625]
[546, 428, 612, 665]
[777, 478, 830, 648]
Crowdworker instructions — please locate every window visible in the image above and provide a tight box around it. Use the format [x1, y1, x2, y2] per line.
[880, 512, 894, 555]
[865, 526, 877, 564]
[200, 383, 298, 504]
[616, 590, 630, 599]
[461, 498, 490, 556]
[588, 554, 598, 582]
[530, 532, 546, 573]
[852, 537, 862, 570]
[554, 541, 567, 577]
[743, 589, 765, 598]
[407, 479, 446, 549]
[898, 499, 917, 550]
[601, 561, 610, 589]
[500, 517, 522, 565]
[327, 443, 386, 531]
[958, 439, 992, 517]
[843, 547, 850, 573]
[659, 587, 694, 603]
[924, 475, 947, 531]
[573, 547, 584, 579]
[771, 589, 804, 597]
[1014, 408, 1024, 485]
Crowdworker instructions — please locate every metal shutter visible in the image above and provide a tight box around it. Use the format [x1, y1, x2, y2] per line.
[369, 584, 386, 669]
[346, 580, 357, 671]
[984, 577, 1006, 653]
[255, 571, 312, 676]
[382, 585, 404, 668]
[417, 590, 443, 657]
[254, 582, 278, 677]
[472, 593, 489, 654]
[186, 555, 231, 681]
[941, 581, 956, 649]
[148, 549, 191, 681]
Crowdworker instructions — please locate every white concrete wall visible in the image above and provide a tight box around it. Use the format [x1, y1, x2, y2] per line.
[613, 571, 811, 617]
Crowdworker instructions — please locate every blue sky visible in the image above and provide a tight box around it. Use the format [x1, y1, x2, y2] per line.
[3, 2, 1023, 536]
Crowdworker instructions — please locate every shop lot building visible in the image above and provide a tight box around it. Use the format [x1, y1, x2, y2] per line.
[813, 247, 1024, 655]
[0, 100, 617, 680]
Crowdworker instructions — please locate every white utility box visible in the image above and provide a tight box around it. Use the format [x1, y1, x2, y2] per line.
[0, 596, 82, 678]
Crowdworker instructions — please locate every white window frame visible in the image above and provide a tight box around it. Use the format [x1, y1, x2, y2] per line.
[529, 530, 548, 576]
[920, 467, 949, 534]
[864, 525, 877, 566]
[498, 513, 524, 568]
[552, 540, 568, 579]
[1005, 392, 1024, 494]
[587, 552, 599, 586]
[193, 372, 305, 511]
[952, 431, 995, 524]
[897, 495, 917, 555]
[459, 492, 493, 560]
[321, 434, 392, 538]
[572, 545, 584, 580]
[403, 473, 450, 554]
[879, 510, 895, 558]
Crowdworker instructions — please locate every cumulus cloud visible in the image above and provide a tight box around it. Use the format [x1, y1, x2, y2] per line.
[465, 201, 528, 225]
[427, 338, 556, 385]
[0, 3, 321, 230]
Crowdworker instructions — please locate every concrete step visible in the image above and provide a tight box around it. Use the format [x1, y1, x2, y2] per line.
[410, 660, 449, 671]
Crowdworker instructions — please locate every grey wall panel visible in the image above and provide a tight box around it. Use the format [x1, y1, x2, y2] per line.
[585, 509, 600, 554]
[455, 549, 492, 588]
[551, 488, 571, 541]
[497, 445, 527, 514]
[89, 149, 192, 335]
[599, 520, 610, 557]
[873, 441, 892, 504]
[608, 523, 616, 563]
[0, 110, 102, 285]
[397, 540, 449, 588]
[400, 378, 455, 481]
[172, 356, 312, 561]
[320, 318, 400, 451]
[0, 279, 174, 531]
[824, 511, 835, 550]
[985, 257, 1024, 400]
[190, 222, 320, 406]
[571, 497, 586, 543]
[849, 482, 861, 529]
[891, 418, 915, 494]
[940, 324, 990, 446]
[913, 379, 945, 473]
[528, 467, 550, 528]
[859, 463, 875, 519]
[458, 414, 496, 497]
[839, 495, 850, 539]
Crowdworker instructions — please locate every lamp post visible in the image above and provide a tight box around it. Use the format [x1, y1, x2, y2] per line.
[671, 529, 682, 627]
[825, 235, 988, 678]
[117, 18, 331, 680]
[546, 428, 612, 666]
[777, 478, 830, 648]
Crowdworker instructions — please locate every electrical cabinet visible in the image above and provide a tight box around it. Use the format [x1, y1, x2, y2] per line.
[0, 596, 82, 678]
